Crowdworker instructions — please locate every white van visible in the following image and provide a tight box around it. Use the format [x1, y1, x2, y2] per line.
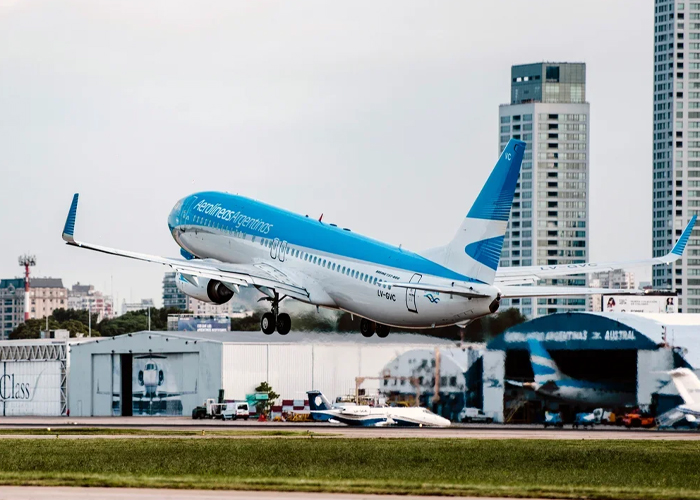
[221, 401, 250, 421]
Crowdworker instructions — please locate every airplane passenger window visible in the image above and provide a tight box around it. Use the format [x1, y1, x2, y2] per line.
[313, 257, 317, 264]
[332, 263, 336, 271]
[322, 259, 326, 267]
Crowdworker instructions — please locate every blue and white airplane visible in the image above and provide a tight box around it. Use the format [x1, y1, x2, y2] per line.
[307, 390, 451, 427]
[61, 139, 696, 337]
[510, 338, 636, 406]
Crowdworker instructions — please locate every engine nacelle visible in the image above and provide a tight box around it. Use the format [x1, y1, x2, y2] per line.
[175, 273, 234, 305]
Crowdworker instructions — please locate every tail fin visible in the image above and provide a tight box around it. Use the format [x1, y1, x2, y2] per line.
[527, 338, 566, 385]
[430, 139, 525, 284]
[307, 390, 333, 411]
[669, 368, 700, 406]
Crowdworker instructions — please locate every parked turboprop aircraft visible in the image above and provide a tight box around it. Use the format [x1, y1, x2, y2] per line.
[508, 338, 636, 406]
[61, 138, 696, 336]
[307, 390, 450, 427]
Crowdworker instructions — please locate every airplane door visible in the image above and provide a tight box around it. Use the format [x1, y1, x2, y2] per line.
[406, 273, 422, 313]
[270, 238, 280, 259]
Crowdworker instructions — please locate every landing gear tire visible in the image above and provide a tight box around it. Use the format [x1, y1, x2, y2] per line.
[376, 324, 390, 338]
[261, 312, 276, 335]
[276, 313, 292, 335]
[360, 318, 376, 338]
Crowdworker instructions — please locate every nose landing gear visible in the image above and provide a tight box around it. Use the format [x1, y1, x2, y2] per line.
[259, 292, 292, 335]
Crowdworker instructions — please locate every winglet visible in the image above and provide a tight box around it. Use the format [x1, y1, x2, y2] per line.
[671, 215, 697, 256]
[62, 193, 79, 243]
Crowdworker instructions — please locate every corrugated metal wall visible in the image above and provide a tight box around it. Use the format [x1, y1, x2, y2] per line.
[221, 343, 430, 403]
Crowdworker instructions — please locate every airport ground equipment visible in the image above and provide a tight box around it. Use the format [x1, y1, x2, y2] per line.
[221, 401, 250, 421]
[459, 407, 493, 423]
[622, 410, 656, 428]
[543, 411, 563, 428]
[592, 408, 616, 424]
[572, 412, 596, 429]
[192, 398, 224, 419]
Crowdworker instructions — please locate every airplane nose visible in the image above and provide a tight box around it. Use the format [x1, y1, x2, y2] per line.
[168, 198, 185, 232]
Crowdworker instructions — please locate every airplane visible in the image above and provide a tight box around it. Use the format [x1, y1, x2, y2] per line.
[60, 138, 697, 337]
[667, 368, 700, 422]
[307, 390, 451, 427]
[507, 338, 636, 406]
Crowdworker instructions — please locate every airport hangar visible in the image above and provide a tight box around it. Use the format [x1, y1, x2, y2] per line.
[66, 330, 454, 417]
[481, 312, 700, 423]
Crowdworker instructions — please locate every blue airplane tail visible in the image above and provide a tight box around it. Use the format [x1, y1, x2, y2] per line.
[527, 338, 566, 385]
[423, 139, 525, 284]
[307, 390, 333, 411]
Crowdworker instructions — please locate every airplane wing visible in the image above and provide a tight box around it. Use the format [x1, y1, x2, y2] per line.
[499, 285, 631, 298]
[61, 194, 309, 300]
[495, 216, 696, 284]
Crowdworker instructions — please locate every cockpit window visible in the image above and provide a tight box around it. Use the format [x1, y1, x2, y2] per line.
[146, 363, 156, 370]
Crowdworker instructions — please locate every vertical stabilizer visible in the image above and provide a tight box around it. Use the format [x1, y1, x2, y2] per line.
[527, 338, 566, 385]
[432, 139, 525, 284]
[307, 390, 333, 411]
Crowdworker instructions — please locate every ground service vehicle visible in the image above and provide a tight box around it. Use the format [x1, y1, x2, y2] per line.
[572, 412, 596, 429]
[459, 407, 493, 423]
[192, 398, 224, 419]
[222, 401, 250, 421]
[543, 411, 564, 428]
[592, 408, 616, 424]
[622, 410, 655, 428]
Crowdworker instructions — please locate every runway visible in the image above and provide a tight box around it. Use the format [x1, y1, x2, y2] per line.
[0, 487, 561, 500]
[0, 417, 697, 440]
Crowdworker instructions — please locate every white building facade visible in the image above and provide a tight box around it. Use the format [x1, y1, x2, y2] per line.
[498, 62, 590, 318]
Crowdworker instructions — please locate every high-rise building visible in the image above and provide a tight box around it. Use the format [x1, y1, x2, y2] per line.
[162, 272, 188, 310]
[652, 1, 700, 312]
[498, 62, 590, 318]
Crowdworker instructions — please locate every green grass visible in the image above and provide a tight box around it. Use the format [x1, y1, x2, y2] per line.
[0, 438, 697, 499]
[0, 428, 312, 437]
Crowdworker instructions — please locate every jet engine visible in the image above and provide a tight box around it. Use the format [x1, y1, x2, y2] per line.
[175, 273, 235, 304]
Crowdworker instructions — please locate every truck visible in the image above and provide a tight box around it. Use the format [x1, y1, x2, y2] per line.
[459, 407, 494, 423]
[543, 411, 564, 428]
[221, 401, 250, 421]
[192, 398, 225, 419]
[572, 412, 596, 429]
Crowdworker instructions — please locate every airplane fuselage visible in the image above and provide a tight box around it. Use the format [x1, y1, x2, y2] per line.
[168, 192, 499, 328]
[536, 381, 636, 407]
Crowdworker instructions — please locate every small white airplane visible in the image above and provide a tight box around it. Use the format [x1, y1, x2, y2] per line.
[668, 368, 700, 422]
[61, 138, 696, 336]
[307, 390, 451, 427]
[507, 338, 636, 406]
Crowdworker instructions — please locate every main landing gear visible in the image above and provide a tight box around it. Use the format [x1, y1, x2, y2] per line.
[360, 318, 390, 338]
[260, 292, 291, 335]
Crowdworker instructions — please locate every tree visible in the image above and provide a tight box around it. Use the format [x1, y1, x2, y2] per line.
[230, 311, 263, 331]
[254, 381, 279, 416]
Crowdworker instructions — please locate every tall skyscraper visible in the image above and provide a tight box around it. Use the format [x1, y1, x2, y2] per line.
[498, 62, 590, 318]
[652, 1, 699, 312]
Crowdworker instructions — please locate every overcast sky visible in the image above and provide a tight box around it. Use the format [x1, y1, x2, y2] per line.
[0, 0, 652, 307]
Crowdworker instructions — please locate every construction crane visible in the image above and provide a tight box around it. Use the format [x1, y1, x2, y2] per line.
[18, 254, 36, 321]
